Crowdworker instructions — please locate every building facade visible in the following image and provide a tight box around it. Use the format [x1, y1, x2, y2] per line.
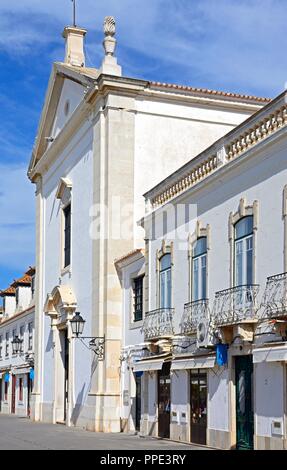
[27, 16, 266, 433]
[135, 90, 287, 450]
[0, 268, 35, 418]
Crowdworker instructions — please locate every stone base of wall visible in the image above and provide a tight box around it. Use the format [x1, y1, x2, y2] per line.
[40, 402, 54, 423]
[74, 394, 121, 433]
[170, 423, 188, 443]
[207, 428, 231, 450]
[140, 417, 157, 437]
[255, 435, 285, 450]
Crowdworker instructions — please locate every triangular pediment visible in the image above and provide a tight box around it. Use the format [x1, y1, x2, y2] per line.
[28, 62, 98, 176]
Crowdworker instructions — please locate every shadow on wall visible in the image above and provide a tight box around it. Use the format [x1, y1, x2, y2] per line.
[70, 354, 101, 427]
[45, 330, 54, 353]
[71, 383, 86, 425]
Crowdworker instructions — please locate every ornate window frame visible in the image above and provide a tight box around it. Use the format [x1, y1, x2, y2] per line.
[188, 221, 210, 303]
[228, 198, 259, 286]
[56, 178, 72, 275]
[156, 240, 174, 309]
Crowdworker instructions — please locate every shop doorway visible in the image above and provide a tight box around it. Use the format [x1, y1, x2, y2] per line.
[190, 369, 207, 445]
[235, 355, 254, 450]
[158, 363, 171, 439]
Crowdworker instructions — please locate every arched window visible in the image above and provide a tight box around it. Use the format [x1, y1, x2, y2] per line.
[192, 237, 207, 301]
[234, 216, 253, 286]
[159, 254, 172, 309]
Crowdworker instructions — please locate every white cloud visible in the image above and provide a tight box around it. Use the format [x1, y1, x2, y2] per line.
[0, 164, 35, 271]
[0, 0, 286, 95]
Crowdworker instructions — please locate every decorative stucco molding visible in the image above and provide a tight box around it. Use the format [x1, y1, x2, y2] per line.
[56, 177, 72, 202]
[228, 198, 259, 285]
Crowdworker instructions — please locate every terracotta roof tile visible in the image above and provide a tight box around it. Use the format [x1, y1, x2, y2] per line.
[149, 81, 271, 103]
[0, 286, 16, 297]
[11, 274, 32, 288]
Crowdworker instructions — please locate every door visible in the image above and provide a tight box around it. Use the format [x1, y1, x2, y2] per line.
[0, 379, 2, 412]
[135, 375, 142, 431]
[27, 374, 31, 417]
[235, 356, 254, 450]
[11, 375, 16, 414]
[190, 369, 207, 445]
[64, 330, 69, 422]
[158, 363, 171, 438]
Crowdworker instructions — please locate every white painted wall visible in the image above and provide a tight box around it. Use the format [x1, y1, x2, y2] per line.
[171, 370, 188, 427]
[255, 362, 284, 438]
[3, 296, 16, 317]
[51, 79, 85, 139]
[208, 368, 229, 432]
[16, 286, 32, 312]
[41, 115, 94, 409]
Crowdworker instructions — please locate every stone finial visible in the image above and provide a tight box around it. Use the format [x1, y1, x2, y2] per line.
[104, 16, 116, 37]
[100, 16, 122, 76]
[103, 16, 116, 57]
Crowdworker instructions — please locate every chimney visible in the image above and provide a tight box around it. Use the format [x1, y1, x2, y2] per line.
[62, 26, 87, 67]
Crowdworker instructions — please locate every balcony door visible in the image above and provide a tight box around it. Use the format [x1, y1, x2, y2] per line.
[158, 363, 171, 438]
[235, 356, 254, 450]
[159, 254, 172, 309]
[234, 216, 253, 287]
[190, 369, 207, 445]
[192, 238, 207, 301]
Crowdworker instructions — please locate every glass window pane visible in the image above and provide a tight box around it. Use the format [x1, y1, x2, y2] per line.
[193, 259, 199, 301]
[160, 254, 171, 271]
[201, 255, 207, 299]
[235, 240, 244, 286]
[235, 216, 253, 240]
[246, 238, 253, 285]
[193, 238, 207, 258]
[160, 271, 166, 308]
[167, 269, 172, 308]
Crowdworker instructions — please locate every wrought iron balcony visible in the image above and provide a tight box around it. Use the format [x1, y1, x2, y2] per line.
[143, 308, 174, 341]
[213, 285, 260, 326]
[180, 299, 209, 335]
[261, 272, 287, 319]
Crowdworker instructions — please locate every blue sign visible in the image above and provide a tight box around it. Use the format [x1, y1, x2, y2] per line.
[216, 344, 228, 367]
[135, 371, 143, 378]
[4, 372, 10, 383]
[29, 369, 35, 381]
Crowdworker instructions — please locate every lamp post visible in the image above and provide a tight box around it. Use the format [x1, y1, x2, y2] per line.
[70, 312, 105, 360]
[12, 336, 23, 356]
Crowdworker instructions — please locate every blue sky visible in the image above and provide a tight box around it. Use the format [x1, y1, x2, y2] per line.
[0, 0, 287, 289]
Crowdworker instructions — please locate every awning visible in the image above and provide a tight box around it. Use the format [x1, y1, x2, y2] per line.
[11, 367, 31, 375]
[171, 355, 215, 371]
[253, 345, 287, 364]
[133, 359, 165, 372]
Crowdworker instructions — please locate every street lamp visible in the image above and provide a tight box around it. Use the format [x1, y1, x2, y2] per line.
[12, 336, 23, 356]
[70, 312, 105, 361]
[70, 312, 86, 337]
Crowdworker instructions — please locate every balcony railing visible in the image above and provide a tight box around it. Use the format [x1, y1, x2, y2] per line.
[213, 285, 260, 326]
[180, 299, 209, 335]
[143, 308, 174, 341]
[261, 272, 287, 319]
